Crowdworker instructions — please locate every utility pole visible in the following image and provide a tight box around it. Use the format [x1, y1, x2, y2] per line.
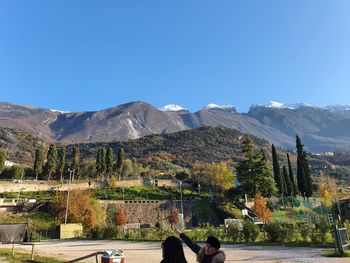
[65, 168, 74, 224]
[179, 180, 184, 215]
[179, 180, 184, 229]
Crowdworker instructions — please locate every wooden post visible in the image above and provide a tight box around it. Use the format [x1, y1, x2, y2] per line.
[12, 243, 15, 256]
[31, 243, 35, 260]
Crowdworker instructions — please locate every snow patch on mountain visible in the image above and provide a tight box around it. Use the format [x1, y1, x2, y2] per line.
[203, 103, 236, 112]
[325, 105, 350, 112]
[251, 101, 317, 110]
[50, 109, 70, 114]
[253, 101, 294, 109]
[160, 104, 187, 112]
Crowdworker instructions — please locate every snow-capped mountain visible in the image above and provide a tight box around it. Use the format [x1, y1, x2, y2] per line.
[250, 101, 317, 110]
[203, 103, 236, 112]
[2, 100, 350, 152]
[50, 109, 70, 114]
[325, 105, 350, 118]
[160, 104, 187, 112]
[325, 105, 350, 112]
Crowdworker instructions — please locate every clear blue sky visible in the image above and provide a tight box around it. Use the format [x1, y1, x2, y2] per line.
[1, 1, 350, 113]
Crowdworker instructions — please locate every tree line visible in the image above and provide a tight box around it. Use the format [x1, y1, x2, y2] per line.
[236, 135, 313, 198]
[0, 134, 315, 199]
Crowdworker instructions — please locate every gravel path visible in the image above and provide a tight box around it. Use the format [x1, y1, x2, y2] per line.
[1, 240, 348, 263]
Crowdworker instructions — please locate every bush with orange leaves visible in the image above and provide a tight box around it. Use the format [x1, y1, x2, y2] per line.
[169, 207, 179, 226]
[51, 189, 100, 228]
[114, 206, 128, 226]
[253, 192, 272, 222]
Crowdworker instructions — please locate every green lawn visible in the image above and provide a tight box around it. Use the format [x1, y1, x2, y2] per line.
[0, 248, 64, 263]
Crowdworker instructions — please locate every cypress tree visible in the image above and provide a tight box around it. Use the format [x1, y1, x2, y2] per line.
[303, 151, 313, 197]
[71, 146, 80, 180]
[58, 146, 66, 182]
[95, 148, 102, 179]
[296, 135, 306, 196]
[282, 165, 293, 196]
[287, 153, 298, 196]
[45, 144, 57, 181]
[0, 149, 7, 175]
[271, 144, 285, 194]
[116, 147, 125, 180]
[100, 147, 107, 179]
[33, 149, 45, 180]
[296, 135, 313, 197]
[106, 147, 114, 180]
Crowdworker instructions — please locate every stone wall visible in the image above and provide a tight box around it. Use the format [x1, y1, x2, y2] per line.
[0, 179, 181, 193]
[100, 200, 197, 228]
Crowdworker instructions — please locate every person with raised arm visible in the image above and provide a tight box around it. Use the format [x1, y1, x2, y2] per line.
[173, 226, 226, 263]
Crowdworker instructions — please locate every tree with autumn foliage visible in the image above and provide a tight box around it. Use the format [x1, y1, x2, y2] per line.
[84, 207, 97, 228]
[319, 172, 337, 208]
[203, 162, 235, 193]
[169, 207, 179, 226]
[51, 189, 99, 228]
[115, 206, 128, 226]
[253, 192, 272, 222]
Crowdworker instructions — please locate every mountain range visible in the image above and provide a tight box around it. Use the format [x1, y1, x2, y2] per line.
[1, 101, 350, 152]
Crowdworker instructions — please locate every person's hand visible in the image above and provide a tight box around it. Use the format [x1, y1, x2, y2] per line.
[172, 224, 181, 235]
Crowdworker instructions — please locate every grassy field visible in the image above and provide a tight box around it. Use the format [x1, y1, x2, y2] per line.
[0, 248, 64, 263]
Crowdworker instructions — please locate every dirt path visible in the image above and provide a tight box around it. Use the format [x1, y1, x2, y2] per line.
[2, 240, 348, 263]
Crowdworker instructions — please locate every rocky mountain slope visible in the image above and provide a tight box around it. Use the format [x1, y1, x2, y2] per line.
[1, 101, 350, 152]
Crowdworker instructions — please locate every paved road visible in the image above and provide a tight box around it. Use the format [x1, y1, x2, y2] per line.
[2, 240, 348, 263]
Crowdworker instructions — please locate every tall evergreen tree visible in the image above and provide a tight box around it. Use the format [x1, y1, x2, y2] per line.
[106, 147, 114, 180]
[302, 151, 313, 197]
[100, 147, 107, 179]
[33, 149, 45, 180]
[271, 144, 285, 194]
[0, 149, 7, 175]
[71, 146, 80, 181]
[116, 147, 125, 180]
[255, 150, 278, 197]
[282, 165, 293, 196]
[95, 148, 102, 179]
[45, 144, 57, 181]
[287, 153, 298, 196]
[237, 137, 277, 197]
[296, 135, 306, 196]
[58, 146, 66, 182]
[296, 135, 313, 197]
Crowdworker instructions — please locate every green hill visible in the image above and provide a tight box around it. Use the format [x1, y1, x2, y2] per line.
[0, 127, 47, 165]
[76, 126, 272, 166]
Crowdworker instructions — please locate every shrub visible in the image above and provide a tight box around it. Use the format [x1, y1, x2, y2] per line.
[226, 224, 241, 242]
[311, 217, 330, 243]
[242, 220, 259, 242]
[90, 226, 106, 239]
[103, 225, 119, 239]
[282, 223, 297, 242]
[299, 223, 313, 242]
[264, 223, 296, 242]
[264, 222, 282, 242]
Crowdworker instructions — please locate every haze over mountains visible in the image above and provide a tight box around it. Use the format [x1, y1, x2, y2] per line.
[1, 101, 350, 152]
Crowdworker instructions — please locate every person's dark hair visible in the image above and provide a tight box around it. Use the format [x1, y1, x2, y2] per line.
[161, 236, 187, 263]
[206, 236, 220, 249]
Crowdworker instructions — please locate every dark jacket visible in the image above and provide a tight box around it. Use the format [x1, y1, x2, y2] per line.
[179, 233, 226, 263]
